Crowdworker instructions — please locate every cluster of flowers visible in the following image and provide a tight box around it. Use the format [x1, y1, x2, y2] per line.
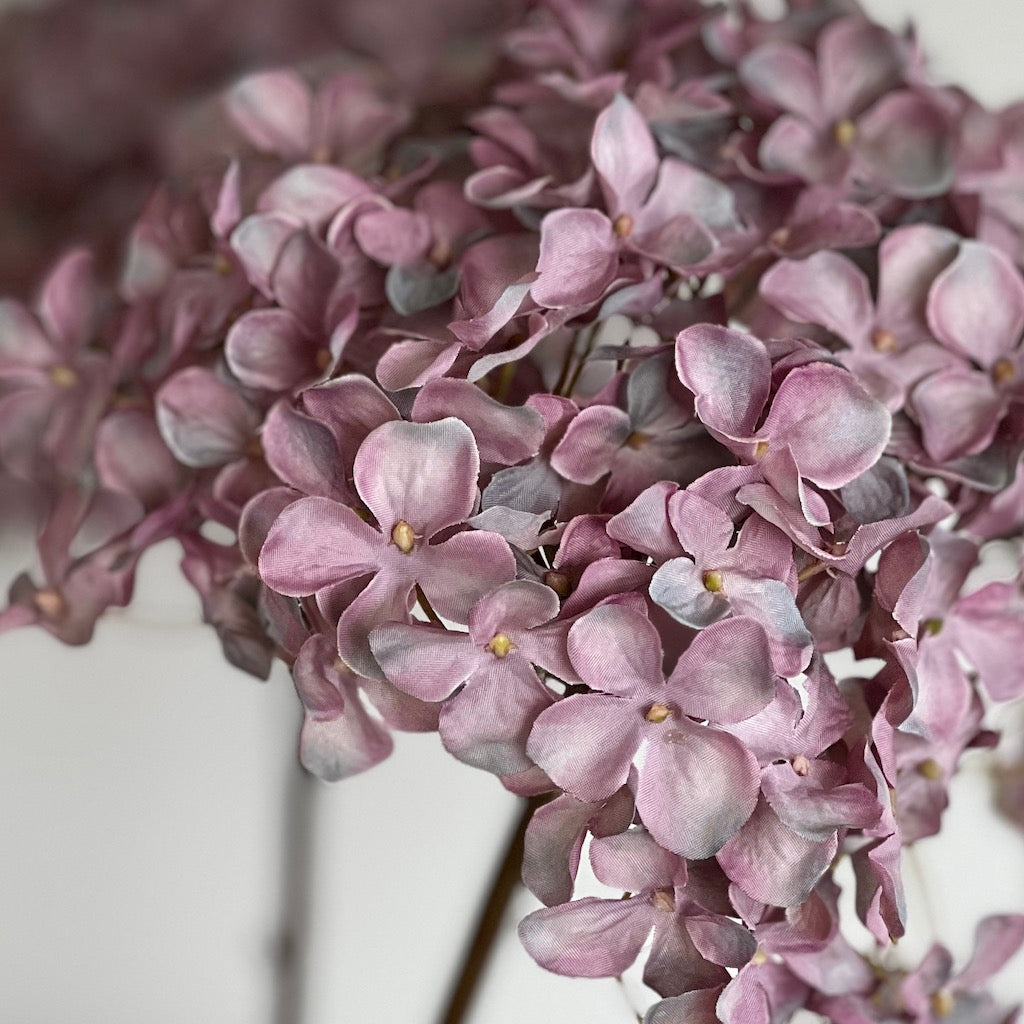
[3, 0, 1024, 1020]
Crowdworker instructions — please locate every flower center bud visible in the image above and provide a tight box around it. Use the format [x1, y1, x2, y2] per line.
[49, 364, 78, 389]
[312, 143, 333, 164]
[917, 758, 943, 781]
[645, 702, 672, 723]
[702, 569, 725, 593]
[769, 226, 791, 248]
[213, 253, 233, 276]
[314, 348, 333, 372]
[613, 213, 634, 238]
[834, 119, 857, 147]
[754, 440, 769, 459]
[923, 617, 944, 636]
[390, 520, 416, 553]
[992, 357, 1016, 385]
[792, 754, 812, 776]
[429, 239, 453, 268]
[486, 632, 514, 658]
[930, 989, 955, 1018]
[625, 430, 650, 449]
[651, 889, 675, 913]
[871, 328, 898, 353]
[750, 948, 769, 966]
[245, 437, 265, 460]
[544, 570, 571, 598]
[33, 586, 66, 619]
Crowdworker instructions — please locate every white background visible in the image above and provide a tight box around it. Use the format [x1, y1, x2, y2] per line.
[2, 2, 1024, 1022]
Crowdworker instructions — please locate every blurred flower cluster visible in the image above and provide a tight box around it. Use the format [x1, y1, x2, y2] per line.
[2, 0, 1024, 1020]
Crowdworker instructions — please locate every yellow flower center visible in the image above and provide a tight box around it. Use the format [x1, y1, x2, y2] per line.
[923, 617, 944, 636]
[871, 329, 898, 353]
[930, 990, 955, 1018]
[834, 119, 857, 147]
[702, 569, 725, 593]
[49, 364, 78, 389]
[613, 213, 634, 238]
[651, 889, 675, 913]
[486, 633, 514, 658]
[792, 755, 811, 777]
[33, 587, 66, 619]
[754, 440, 769, 459]
[645, 702, 672, 724]
[917, 758, 943, 781]
[993, 357, 1016, 385]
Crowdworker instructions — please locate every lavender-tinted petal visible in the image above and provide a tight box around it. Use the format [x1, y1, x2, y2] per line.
[300, 697, 394, 782]
[912, 368, 1002, 464]
[739, 42, 821, 122]
[955, 915, 1024, 992]
[686, 917, 757, 969]
[523, 793, 597, 907]
[567, 602, 664, 696]
[531, 209, 619, 309]
[758, 364, 891, 489]
[336, 571, 415, 680]
[413, 379, 545, 466]
[258, 165, 371, 228]
[468, 578, 560, 644]
[589, 829, 680, 893]
[261, 401, 347, 500]
[725, 577, 812, 678]
[94, 409, 182, 510]
[839, 457, 910, 524]
[354, 207, 431, 267]
[38, 248, 94, 354]
[550, 405, 632, 485]
[259, 497, 384, 595]
[591, 94, 659, 216]
[630, 215, 715, 270]
[230, 213, 300, 297]
[926, 240, 1024, 367]
[759, 251, 872, 349]
[666, 490, 734, 564]
[718, 798, 838, 908]
[225, 309, 315, 392]
[155, 366, 259, 468]
[417, 529, 516, 623]
[669, 617, 776, 724]
[644, 916, 730, 998]
[439, 657, 554, 775]
[270, 229, 339, 333]
[607, 481, 685, 562]
[375, 336, 461, 391]
[224, 69, 311, 158]
[527, 693, 641, 803]
[638, 720, 761, 859]
[385, 263, 460, 316]
[644, 989, 724, 1024]
[760, 763, 881, 841]
[675, 324, 770, 438]
[854, 92, 953, 199]
[518, 897, 653, 979]
[368, 622, 479, 702]
[354, 418, 479, 540]
[818, 17, 904, 120]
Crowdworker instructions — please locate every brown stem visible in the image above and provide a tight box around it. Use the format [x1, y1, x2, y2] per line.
[436, 795, 545, 1024]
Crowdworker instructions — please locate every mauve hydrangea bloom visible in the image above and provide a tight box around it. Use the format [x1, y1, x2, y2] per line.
[4, 0, 1024, 1020]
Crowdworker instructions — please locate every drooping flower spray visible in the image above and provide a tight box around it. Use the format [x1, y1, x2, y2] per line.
[3, 1, 1024, 1020]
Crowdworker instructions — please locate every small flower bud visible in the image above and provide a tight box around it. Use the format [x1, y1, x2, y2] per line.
[930, 989, 955, 1017]
[314, 348, 333, 372]
[923, 617, 944, 636]
[33, 587, 66, 620]
[871, 329, 898, 353]
[792, 754, 812, 776]
[486, 633, 514, 658]
[625, 430, 650, 449]
[543, 570, 571, 598]
[754, 440, 769, 459]
[702, 569, 725, 593]
[993, 358, 1016, 385]
[612, 213, 634, 238]
[390, 520, 416, 553]
[49, 364, 79, 389]
[645, 702, 672, 723]
[769, 226, 791, 248]
[651, 889, 675, 913]
[917, 758, 943, 781]
[834, 119, 857, 147]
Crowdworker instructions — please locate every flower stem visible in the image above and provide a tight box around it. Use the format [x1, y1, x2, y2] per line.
[436, 795, 545, 1024]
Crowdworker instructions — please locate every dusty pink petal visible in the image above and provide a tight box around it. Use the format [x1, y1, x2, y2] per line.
[230, 213, 300, 297]
[523, 794, 596, 907]
[669, 617, 776, 724]
[94, 410, 182, 510]
[650, 556, 728, 629]
[589, 829, 680, 892]
[336, 571, 416, 679]
[644, 989, 724, 1024]
[771, 196, 880, 260]
[369, 622, 480, 702]
[292, 634, 347, 718]
[300, 698, 393, 782]
[354, 418, 479, 540]
[758, 115, 839, 182]
[0, 300, 52, 367]
[686, 917, 757, 969]
[527, 693, 642, 802]
[375, 336, 462, 391]
[760, 763, 881, 841]
[718, 798, 838, 908]
[759, 251, 872, 349]
[531, 208, 619, 309]
[262, 401, 349, 500]
[154, 367, 259, 468]
[675, 324, 770, 438]
[439, 657, 554, 775]
[591, 94, 659, 216]
[876, 223, 960, 345]
[644, 915, 730, 997]
[225, 309, 315, 392]
[607, 481, 686, 562]
[854, 91, 953, 199]
[415, 530, 516, 623]
[413, 379, 545, 466]
[467, 579, 560, 645]
[739, 42, 821, 123]
[955, 915, 1024, 992]
[550, 405, 632, 484]
[271, 229, 340, 333]
[724, 576, 811, 677]
[818, 17, 904, 120]
[926, 240, 1024, 367]
[519, 897, 653, 978]
[567, 603, 663, 696]
[259, 496, 384, 595]
[354, 207, 432, 267]
[38, 248, 94, 355]
[301, 375, 399, 455]
[638, 720, 761, 859]
[912, 368, 1002, 464]
[630, 215, 715, 270]
[758, 364, 891, 489]
[950, 583, 1024, 701]
[224, 69, 311, 159]
[666, 490, 734, 563]
[258, 165, 372, 228]
[646, 159, 740, 234]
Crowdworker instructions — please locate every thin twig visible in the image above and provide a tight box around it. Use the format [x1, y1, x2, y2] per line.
[436, 795, 545, 1024]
